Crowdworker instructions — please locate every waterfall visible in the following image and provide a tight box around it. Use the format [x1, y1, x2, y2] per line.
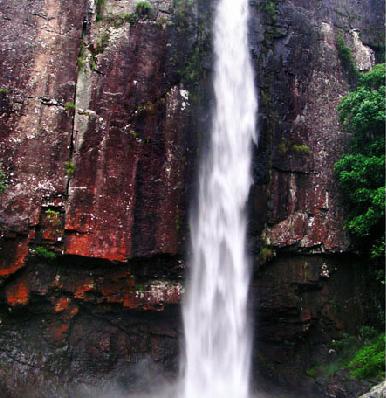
[182, 0, 258, 396]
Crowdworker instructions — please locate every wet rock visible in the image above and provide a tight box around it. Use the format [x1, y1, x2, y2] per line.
[359, 382, 386, 398]
[0, 0, 384, 396]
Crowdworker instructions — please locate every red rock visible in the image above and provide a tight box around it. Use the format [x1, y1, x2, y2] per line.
[64, 23, 190, 261]
[54, 297, 71, 313]
[5, 279, 29, 306]
[0, 238, 29, 278]
[74, 279, 96, 300]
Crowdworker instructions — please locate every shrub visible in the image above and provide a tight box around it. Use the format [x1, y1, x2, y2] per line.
[0, 87, 8, 94]
[109, 13, 138, 27]
[260, 247, 274, 263]
[46, 209, 60, 218]
[292, 144, 311, 154]
[135, 1, 152, 17]
[34, 246, 57, 260]
[336, 34, 358, 80]
[262, 0, 277, 19]
[0, 165, 7, 194]
[77, 42, 87, 70]
[64, 101, 76, 111]
[45, 209, 61, 226]
[335, 64, 385, 258]
[95, 32, 110, 54]
[65, 161, 76, 177]
[348, 333, 385, 381]
[277, 137, 288, 154]
[96, 0, 106, 21]
[308, 329, 385, 381]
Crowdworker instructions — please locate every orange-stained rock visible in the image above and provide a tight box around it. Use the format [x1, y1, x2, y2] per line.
[5, 279, 29, 306]
[54, 297, 71, 313]
[63, 22, 190, 262]
[65, 233, 128, 262]
[0, 238, 29, 278]
[74, 279, 96, 300]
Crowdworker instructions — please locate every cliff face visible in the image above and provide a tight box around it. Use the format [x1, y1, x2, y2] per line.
[251, 1, 383, 395]
[0, 0, 384, 397]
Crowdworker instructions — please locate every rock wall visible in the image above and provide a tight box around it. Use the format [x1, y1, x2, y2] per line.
[0, 0, 197, 395]
[0, 0, 384, 397]
[250, 1, 384, 395]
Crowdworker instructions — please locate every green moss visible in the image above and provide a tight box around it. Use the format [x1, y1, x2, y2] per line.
[65, 161, 76, 177]
[127, 13, 139, 24]
[107, 12, 138, 27]
[95, 32, 110, 54]
[46, 209, 60, 219]
[89, 57, 97, 71]
[45, 209, 61, 226]
[262, 0, 278, 19]
[308, 329, 385, 382]
[135, 283, 146, 292]
[306, 367, 318, 378]
[34, 246, 57, 260]
[260, 247, 274, 263]
[129, 130, 139, 139]
[278, 137, 289, 155]
[292, 143, 311, 154]
[336, 34, 358, 80]
[96, 0, 106, 22]
[0, 164, 7, 194]
[180, 45, 203, 86]
[77, 42, 87, 70]
[135, 1, 152, 17]
[348, 333, 385, 380]
[64, 101, 76, 111]
[0, 87, 8, 94]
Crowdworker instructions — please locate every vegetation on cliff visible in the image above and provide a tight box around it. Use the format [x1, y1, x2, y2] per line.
[335, 63, 385, 258]
[307, 327, 385, 382]
[347, 332, 385, 380]
[0, 164, 6, 194]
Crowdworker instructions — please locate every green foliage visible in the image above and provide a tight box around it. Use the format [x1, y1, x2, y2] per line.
[45, 209, 61, 226]
[262, 0, 278, 19]
[96, 0, 106, 22]
[306, 367, 318, 378]
[95, 32, 110, 54]
[260, 247, 274, 263]
[135, 1, 152, 17]
[0, 164, 7, 194]
[0, 87, 8, 94]
[173, 0, 194, 29]
[277, 137, 288, 154]
[64, 101, 76, 111]
[77, 42, 86, 70]
[46, 209, 60, 218]
[65, 161, 76, 177]
[180, 45, 205, 87]
[108, 12, 138, 27]
[126, 13, 140, 24]
[348, 333, 385, 380]
[307, 328, 385, 382]
[277, 140, 311, 155]
[34, 246, 57, 260]
[292, 144, 311, 154]
[336, 34, 358, 80]
[335, 64, 385, 257]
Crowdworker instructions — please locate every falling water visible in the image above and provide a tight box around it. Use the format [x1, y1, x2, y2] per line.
[182, 0, 257, 396]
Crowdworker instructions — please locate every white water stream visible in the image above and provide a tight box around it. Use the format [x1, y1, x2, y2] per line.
[182, 0, 258, 396]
